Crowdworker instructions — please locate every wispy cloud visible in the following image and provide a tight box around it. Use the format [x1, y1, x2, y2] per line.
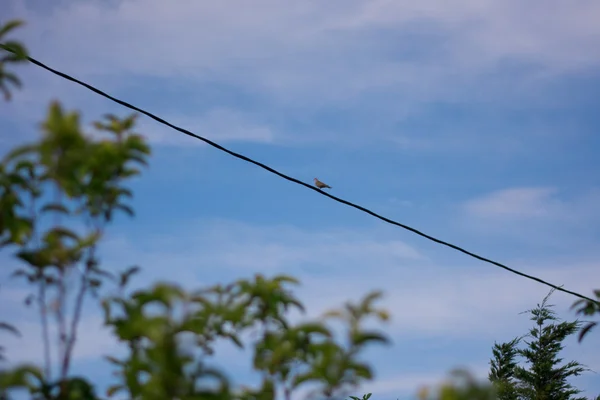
[0, 74, 277, 148]
[0, 309, 118, 365]
[463, 186, 600, 223]
[97, 219, 600, 339]
[460, 186, 600, 249]
[2, 218, 598, 394]
[464, 187, 561, 219]
[136, 108, 276, 147]
[7, 0, 600, 111]
[99, 219, 425, 280]
[1, 0, 597, 158]
[357, 364, 492, 399]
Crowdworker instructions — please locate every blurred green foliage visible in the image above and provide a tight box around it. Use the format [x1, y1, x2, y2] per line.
[416, 370, 497, 400]
[0, 20, 28, 100]
[0, 19, 391, 400]
[571, 289, 600, 342]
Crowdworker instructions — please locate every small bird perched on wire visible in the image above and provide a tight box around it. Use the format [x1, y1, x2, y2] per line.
[313, 177, 332, 190]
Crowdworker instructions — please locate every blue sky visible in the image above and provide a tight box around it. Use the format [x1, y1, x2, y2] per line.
[1, 0, 600, 398]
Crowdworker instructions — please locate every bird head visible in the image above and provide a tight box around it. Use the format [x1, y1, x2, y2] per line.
[314, 178, 318, 182]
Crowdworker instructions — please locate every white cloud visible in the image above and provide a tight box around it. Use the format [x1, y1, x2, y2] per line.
[135, 108, 275, 147]
[325, 0, 600, 70]
[463, 186, 600, 224]
[98, 219, 600, 340]
[6, 0, 600, 108]
[464, 187, 562, 219]
[0, 72, 277, 148]
[1, 218, 598, 396]
[2, 0, 598, 155]
[460, 187, 600, 249]
[100, 219, 425, 279]
[356, 364, 491, 398]
[1, 311, 118, 366]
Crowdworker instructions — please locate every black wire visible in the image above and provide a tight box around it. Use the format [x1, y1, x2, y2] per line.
[11, 51, 599, 306]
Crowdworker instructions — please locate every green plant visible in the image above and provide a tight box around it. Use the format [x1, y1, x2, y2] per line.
[489, 289, 592, 400]
[1, 21, 152, 396]
[571, 289, 600, 342]
[100, 273, 390, 400]
[0, 19, 28, 100]
[488, 337, 520, 400]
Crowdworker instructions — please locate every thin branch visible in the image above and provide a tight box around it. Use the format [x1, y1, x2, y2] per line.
[63, 236, 99, 375]
[30, 185, 52, 379]
[38, 276, 52, 379]
[56, 268, 68, 379]
[51, 178, 69, 382]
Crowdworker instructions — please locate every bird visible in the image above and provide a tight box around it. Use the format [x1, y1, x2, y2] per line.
[313, 178, 331, 190]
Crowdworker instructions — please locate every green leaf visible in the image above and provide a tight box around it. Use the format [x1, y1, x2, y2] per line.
[106, 384, 123, 397]
[144, 283, 185, 307]
[351, 331, 390, 346]
[0, 72, 21, 87]
[0, 20, 25, 38]
[104, 355, 124, 366]
[42, 226, 79, 242]
[114, 203, 135, 217]
[40, 203, 70, 215]
[2, 144, 37, 164]
[0, 363, 43, 391]
[296, 322, 332, 337]
[8, 217, 33, 245]
[348, 362, 373, 379]
[0, 322, 20, 337]
[0, 41, 28, 61]
[292, 371, 320, 387]
[76, 231, 102, 249]
[578, 322, 597, 342]
[16, 249, 51, 268]
[118, 265, 140, 289]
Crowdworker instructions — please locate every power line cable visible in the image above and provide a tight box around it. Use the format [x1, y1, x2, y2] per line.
[7, 49, 599, 306]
